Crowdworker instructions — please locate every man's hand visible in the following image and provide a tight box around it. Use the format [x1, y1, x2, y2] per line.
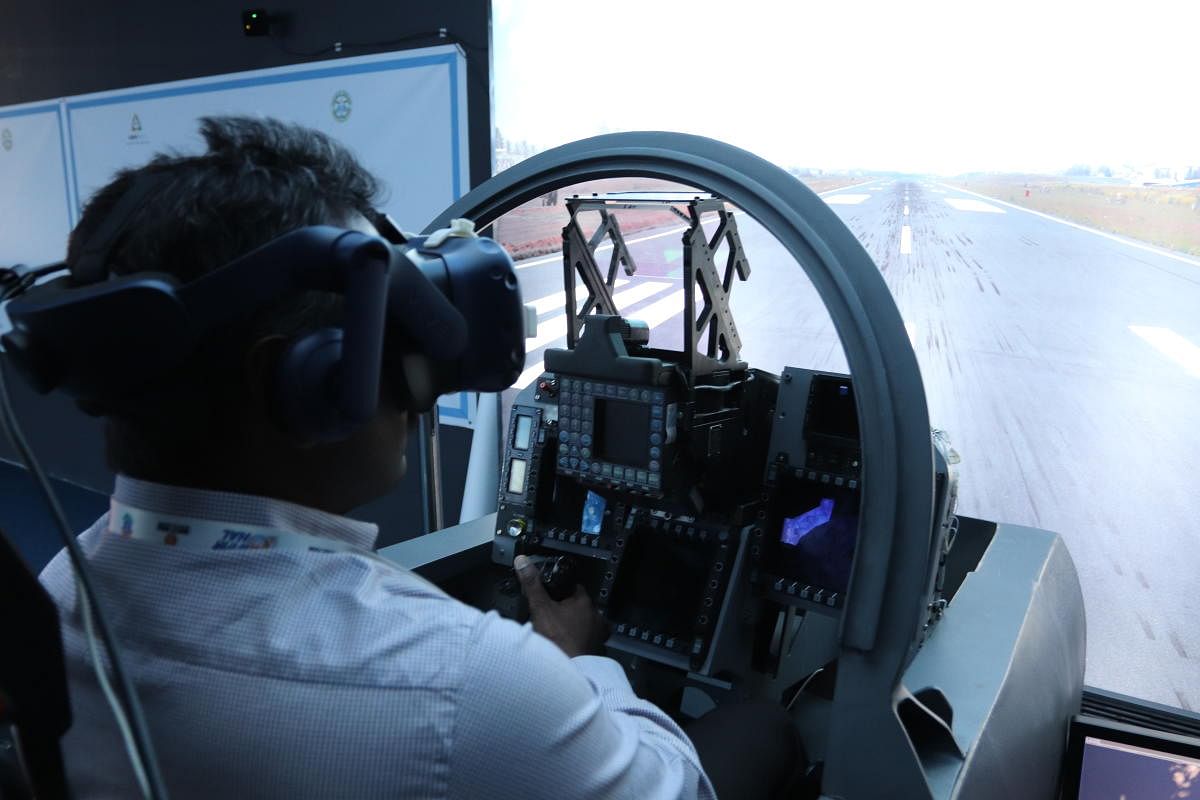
[514, 555, 609, 658]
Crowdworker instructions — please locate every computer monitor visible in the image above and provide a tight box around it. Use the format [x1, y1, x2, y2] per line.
[1061, 715, 1200, 800]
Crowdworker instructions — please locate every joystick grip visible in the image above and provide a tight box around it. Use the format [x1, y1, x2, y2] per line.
[540, 555, 578, 601]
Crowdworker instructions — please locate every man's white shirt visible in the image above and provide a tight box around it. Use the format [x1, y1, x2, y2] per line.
[39, 476, 714, 799]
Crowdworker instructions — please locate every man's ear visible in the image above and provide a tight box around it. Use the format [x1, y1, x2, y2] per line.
[243, 334, 289, 426]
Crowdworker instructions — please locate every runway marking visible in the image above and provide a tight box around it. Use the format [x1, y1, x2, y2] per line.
[514, 361, 548, 390]
[1129, 326, 1200, 377]
[943, 183, 1200, 269]
[513, 286, 686, 389]
[900, 225, 913, 254]
[628, 289, 687, 330]
[524, 281, 672, 351]
[526, 279, 628, 315]
[825, 194, 872, 206]
[903, 204, 910, 216]
[945, 197, 1005, 214]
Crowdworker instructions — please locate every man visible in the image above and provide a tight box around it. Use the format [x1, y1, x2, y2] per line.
[39, 116, 798, 798]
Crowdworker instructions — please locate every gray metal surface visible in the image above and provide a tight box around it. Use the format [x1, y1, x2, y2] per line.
[905, 524, 1086, 799]
[377, 511, 495, 583]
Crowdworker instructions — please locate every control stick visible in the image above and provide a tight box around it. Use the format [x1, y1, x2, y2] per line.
[540, 555, 578, 601]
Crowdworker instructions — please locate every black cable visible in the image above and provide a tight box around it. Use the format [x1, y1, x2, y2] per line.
[0, 359, 169, 799]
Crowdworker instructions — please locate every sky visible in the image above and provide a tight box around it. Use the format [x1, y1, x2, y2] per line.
[492, 0, 1198, 175]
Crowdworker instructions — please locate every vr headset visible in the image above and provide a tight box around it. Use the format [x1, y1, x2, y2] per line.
[0, 172, 526, 442]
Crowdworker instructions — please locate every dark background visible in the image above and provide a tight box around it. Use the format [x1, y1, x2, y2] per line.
[0, 0, 493, 188]
[0, 0, 494, 568]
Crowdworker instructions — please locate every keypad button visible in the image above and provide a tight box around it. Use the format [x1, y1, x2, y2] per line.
[650, 433, 663, 445]
[649, 446, 661, 459]
[650, 420, 663, 432]
[649, 460, 660, 472]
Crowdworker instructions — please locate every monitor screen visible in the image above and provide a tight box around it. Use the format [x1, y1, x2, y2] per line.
[594, 398, 651, 468]
[807, 376, 858, 440]
[507, 458, 528, 494]
[775, 493, 859, 593]
[607, 530, 709, 636]
[513, 414, 533, 450]
[1078, 736, 1200, 799]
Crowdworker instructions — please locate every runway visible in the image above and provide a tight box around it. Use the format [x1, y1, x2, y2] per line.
[506, 179, 1200, 711]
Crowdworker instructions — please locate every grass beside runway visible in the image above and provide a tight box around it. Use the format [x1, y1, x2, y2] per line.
[949, 175, 1200, 257]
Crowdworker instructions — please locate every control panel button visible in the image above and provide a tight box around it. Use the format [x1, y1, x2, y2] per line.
[826, 592, 839, 607]
[653, 634, 663, 646]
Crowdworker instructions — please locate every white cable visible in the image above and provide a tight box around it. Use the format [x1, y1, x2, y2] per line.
[76, 575, 152, 797]
[786, 667, 825, 712]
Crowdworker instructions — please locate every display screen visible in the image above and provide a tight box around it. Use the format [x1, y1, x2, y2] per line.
[594, 398, 651, 468]
[607, 530, 710, 636]
[581, 491, 606, 534]
[513, 414, 533, 450]
[507, 458, 528, 494]
[775, 493, 859, 593]
[1078, 736, 1200, 800]
[807, 377, 859, 440]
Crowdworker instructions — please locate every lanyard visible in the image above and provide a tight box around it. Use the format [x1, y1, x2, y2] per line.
[107, 500, 366, 555]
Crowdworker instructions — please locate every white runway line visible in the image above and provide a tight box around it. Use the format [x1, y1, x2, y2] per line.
[1129, 326, 1200, 378]
[514, 361, 549, 391]
[526, 279, 628, 315]
[900, 225, 913, 255]
[524, 280, 673, 351]
[944, 197, 1005, 214]
[903, 204, 910, 216]
[942, 183, 1200, 269]
[514, 285, 685, 389]
[627, 289, 687, 330]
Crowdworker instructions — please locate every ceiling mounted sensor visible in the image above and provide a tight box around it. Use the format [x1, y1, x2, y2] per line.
[242, 9, 270, 37]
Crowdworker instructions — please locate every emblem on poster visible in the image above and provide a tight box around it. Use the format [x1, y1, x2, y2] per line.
[126, 113, 149, 146]
[331, 90, 352, 123]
